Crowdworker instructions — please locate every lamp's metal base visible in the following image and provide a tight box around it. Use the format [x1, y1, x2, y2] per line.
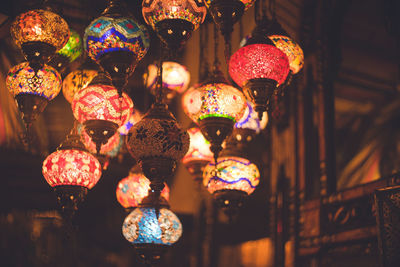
[134, 243, 170, 265]
[21, 41, 56, 73]
[54, 185, 88, 222]
[83, 119, 118, 154]
[15, 94, 49, 127]
[213, 189, 247, 219]
[140, 156, 177, 183]
[244, 78, 278, 121]
[155, 19, 194, 50]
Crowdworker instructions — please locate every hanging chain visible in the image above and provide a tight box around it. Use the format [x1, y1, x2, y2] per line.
[155, 41, 164, 104]
[213, 23, 220, 72]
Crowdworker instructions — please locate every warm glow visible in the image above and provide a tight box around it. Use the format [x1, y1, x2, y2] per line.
[145, 61, 190, 94]
[203, 156, 260, 195]
[6, 62, 61, 100]
[123, 207, 182, 245]
[62, 69, 98, 103]
[235, 101, 268, 133]
[71, 84, 134, 127]
[10, 9, 70, 50]
[269, 35, 304, 74]
[182, 83, 247, 123]
[229, 43, 290, 87]
[42, 149, 102, 189]
[118, 110, 142, 135]
[84, 16, 150, 61]
[116, 172, 170, 209]
[142, 0, 207, 30]
[57, 29, 83, 62]
[182, 127, 213, 164]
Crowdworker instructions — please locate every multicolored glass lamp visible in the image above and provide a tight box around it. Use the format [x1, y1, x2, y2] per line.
[203, 155, 260, 217]
[142, 0, 206, 49]
[62, 69, 98, 103]
[50, 29, 83, 71]
[182, 127, 213, 182]
[144, 61, 191, 102]
[205, 0, 255, 49]
[72, 72, 133, 154]
[182, 68, 246, 164]
[42, 127, 102, 221]
[122, 188, 182, 264]
[6, 62, 62, 127]
[116, 167, 170, 211]
[229, 18, 290, 120]
[84, 0, 150, 93]
[10, 9, 70, 73]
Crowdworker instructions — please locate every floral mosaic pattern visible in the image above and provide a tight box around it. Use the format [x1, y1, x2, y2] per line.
[126, 116, 190, 161]
[42, 149, 102, 189]
[142, 0, 206, 30]
[116, 172, 170, 208]
[203, 156, 260, 195]
[11, 9, 70, 50]
[84, 16, 150, 61]
[62, 69, 98, 103]
[235, 101, 268, 133]
[269, 35, 304, 74]
[229, 43, 290, 87]
[57, 29, 83, 62]
[182, 127, 213, 164]
[71, 84, 133, 126]
[122, 207, 182, 245]
[6, 62, 61, 100]
[182, 83, 246, 123]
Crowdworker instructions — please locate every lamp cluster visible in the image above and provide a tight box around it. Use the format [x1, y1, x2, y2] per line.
[5, 0, 303, 264]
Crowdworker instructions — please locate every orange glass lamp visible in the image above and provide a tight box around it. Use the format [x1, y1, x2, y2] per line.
[62, 69, 98, 103]
[10, 9, 70, 73]
[203, 156, 260, 216]
[145, 61, 190, 101]
[6, 62, 61, 127]
[182, 127, 213, 182]
[42, 130, 102, 220]
[182, 70, 246, 164]
[72, 73, 133, 154]
[116, 168, 170, 211]
[142, 0, 206, 48]
[84, 0, 150, 93]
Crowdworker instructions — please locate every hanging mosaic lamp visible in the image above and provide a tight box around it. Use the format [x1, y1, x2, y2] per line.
[205, 0, 255, 47]
[72, 72, 134, 154]
[84, 0, 150, 93]
[6, 62, 61, 127]
[182, 127, 213, 182]
[118, 109, 142, 135]
[42, 129, 102, 220]
[122, 189, 182, 264]
[126, 102, 190, 186]
[10, 9, 70, 73]
[62, 69, 98, 103]
[116, 167, 170, 211]
[203, 156, 260, 216]
[142, 0, 206, 49]
[182, 69, 246, 163]
[229, 18, 290, 120]
[50, 29, 83, 71]
[144, 61, 191, 102]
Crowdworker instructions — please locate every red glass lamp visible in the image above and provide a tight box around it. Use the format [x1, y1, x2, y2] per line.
[71, 73, 133, 154]
[142, 0, 206, 48]
[84, 0, 150, 93]
[182, 127, 213, 182]
[229, 19, 290, 120]
[116, 168, 170, 211]
[42, 130, 102, 220]
[10, 9, 70, 73]
[6, 62, 61, 127]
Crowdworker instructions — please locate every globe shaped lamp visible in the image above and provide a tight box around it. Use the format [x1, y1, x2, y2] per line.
[50, 29, 83, 71]
[10, 9, 70, 72]
[229, 20, 290, 120]
[145, 61, 190, 102]
[203, 156, 260, 217]
[142, 0, 206, 48]
[6, 62, 62, 126]
[126, 103, 190, 184]
[122, 191, 182, 264]
[62, 69, 98, 103]
[205, 0, 255, 45]
[42, 130, 102, 220]
[182, 127, 213, 182]
[84, 0, 150, 93]
[182, 71, 246, 163]
[116, 169, 170, 211]
[72, 73, 134, 154]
